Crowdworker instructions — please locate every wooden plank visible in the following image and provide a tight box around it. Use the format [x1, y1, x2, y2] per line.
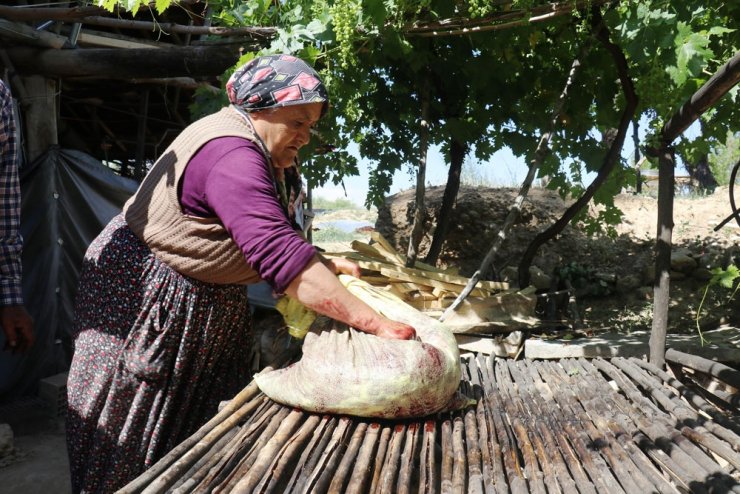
[76, 31, 163, 49]
[383, 264, 508, 292]
[367, 233, 406, 265]
[350, 240, 390, 262]
[380, 268, 490, 297]
[369, 231, 443, 272]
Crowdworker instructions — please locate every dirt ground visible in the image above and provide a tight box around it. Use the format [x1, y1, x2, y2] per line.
[371, 184, 740, 335]
[2, 185, 738, 493]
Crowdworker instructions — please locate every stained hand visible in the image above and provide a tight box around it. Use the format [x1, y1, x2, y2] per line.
[375, 321, 417, 340]
[1, 305, 34, 353]
[324, 258, 361, 278]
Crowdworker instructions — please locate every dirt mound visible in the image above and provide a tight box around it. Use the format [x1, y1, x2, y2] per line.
[376, 185, 740, 333]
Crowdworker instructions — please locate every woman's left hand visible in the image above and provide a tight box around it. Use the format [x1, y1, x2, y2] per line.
[323, 257, 361, 278]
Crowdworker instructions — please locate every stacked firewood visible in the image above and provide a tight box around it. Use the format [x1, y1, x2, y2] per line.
[322, 232, 511, 314]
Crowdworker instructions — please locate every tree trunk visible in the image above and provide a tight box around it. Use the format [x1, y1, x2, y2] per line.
[424, 139, 465, 266]
[406, 80, 431, 268]
[633, 118, 642, 194]
[689, 154, 717, 192]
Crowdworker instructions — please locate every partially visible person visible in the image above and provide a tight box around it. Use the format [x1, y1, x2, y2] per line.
[0, 78, 34, 354]
[66, 54, 416, 493]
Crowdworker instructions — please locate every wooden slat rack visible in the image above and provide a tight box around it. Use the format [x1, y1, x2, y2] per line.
[123, 354, 740, 493]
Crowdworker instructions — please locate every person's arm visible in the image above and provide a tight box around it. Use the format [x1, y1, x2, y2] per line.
[185, 138, 415, 340]
[0, 82, 34, 352]
[285, 256, 416, 340]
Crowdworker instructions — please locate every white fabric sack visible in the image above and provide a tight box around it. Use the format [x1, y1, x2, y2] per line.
[255, 275, 462, 418]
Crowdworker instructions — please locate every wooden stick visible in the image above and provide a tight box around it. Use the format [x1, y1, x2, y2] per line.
[629, 357, 740, 448]
[397, 423, 421, 494]
[368, 425, 393, 494]
[346, 422, 381, 494]
[440, 418, 454, 494]
[485, 357, 528, 494]
[328, 422, 368, 494]
[289, 416, 339, 492]
[538, 361, 625, 494]
[132, 382, 264, 494]
[463, 403, 483, 494]
[257, 414, 322, 494]
[590, 359, 718, 491]
[525, 362, 597, 494]
[418, 420, 438, 494]
[568, 359, 678, 494]
[200, 400, 283, 491]
[169, 425, 239, 493]
[230, 409, 306, 493]
[213, 405, 293, 492]
[665, 348, 740, 389]
[304, 417, 353, 493]
[377, 424, 407, 493]
[451, 416, 467, 492]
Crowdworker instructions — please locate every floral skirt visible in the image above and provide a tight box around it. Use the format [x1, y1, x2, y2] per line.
[66, 214, 253, 493]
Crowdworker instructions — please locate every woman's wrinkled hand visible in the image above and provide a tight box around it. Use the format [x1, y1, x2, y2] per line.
[375, 320, 417, 340]
[324, 257, 361, 278]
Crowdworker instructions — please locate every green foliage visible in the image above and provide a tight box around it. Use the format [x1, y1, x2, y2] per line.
[708, 132, 740, 185]
[311, 196, 362, 210]
[311, 225, 363, 243]
[696, 264, 739, 345]
[104, 0, 739, 233]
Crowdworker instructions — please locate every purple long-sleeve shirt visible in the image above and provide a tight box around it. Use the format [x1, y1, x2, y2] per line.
[179, 136, 316, 293]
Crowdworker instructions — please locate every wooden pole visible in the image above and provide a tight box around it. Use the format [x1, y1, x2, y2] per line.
[646, 52, 740, 367]
[5, 45, 241, 79]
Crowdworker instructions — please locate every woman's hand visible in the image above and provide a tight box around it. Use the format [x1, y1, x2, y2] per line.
[375, 320, 417, 340]
[322, 257, 361, 278]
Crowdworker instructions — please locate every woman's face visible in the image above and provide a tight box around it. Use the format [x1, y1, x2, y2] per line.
[250, 102, 323, 169]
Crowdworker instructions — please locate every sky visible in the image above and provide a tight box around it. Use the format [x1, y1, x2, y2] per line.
[313, 144, 530, 206]
[312, 119, 699, 208]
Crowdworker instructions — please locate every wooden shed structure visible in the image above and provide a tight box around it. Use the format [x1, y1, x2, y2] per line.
[0, 1, 269, 177]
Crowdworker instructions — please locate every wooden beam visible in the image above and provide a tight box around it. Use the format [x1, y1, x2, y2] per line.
[0, 18, 69, 49]
[74, 30, 163, 49]
[0, 5, 107, 22]
[657, 51, 740, 149]
[5, 45, 241, 79]
[0, 5, 276, 40]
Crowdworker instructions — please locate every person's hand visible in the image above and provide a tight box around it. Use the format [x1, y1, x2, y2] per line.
[323, 257, 361, 278]
[1, 305, 34, 353]
[375, 320, 417, 340]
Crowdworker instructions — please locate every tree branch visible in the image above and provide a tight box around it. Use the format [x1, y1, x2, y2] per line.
[440, 39, 588, 322]
[404, 0, 611, 38]
[516, 6, 638, 289]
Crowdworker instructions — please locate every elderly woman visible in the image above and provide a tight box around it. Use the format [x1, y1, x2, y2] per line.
[66, 54, 416, 493]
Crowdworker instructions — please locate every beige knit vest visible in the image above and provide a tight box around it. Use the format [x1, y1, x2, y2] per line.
[123, 106, 267, 285]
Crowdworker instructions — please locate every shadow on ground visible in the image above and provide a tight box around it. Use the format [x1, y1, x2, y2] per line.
[0, 397, 70, 494]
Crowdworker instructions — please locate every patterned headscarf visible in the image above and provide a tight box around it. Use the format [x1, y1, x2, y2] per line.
[226, 54, 329, 117]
